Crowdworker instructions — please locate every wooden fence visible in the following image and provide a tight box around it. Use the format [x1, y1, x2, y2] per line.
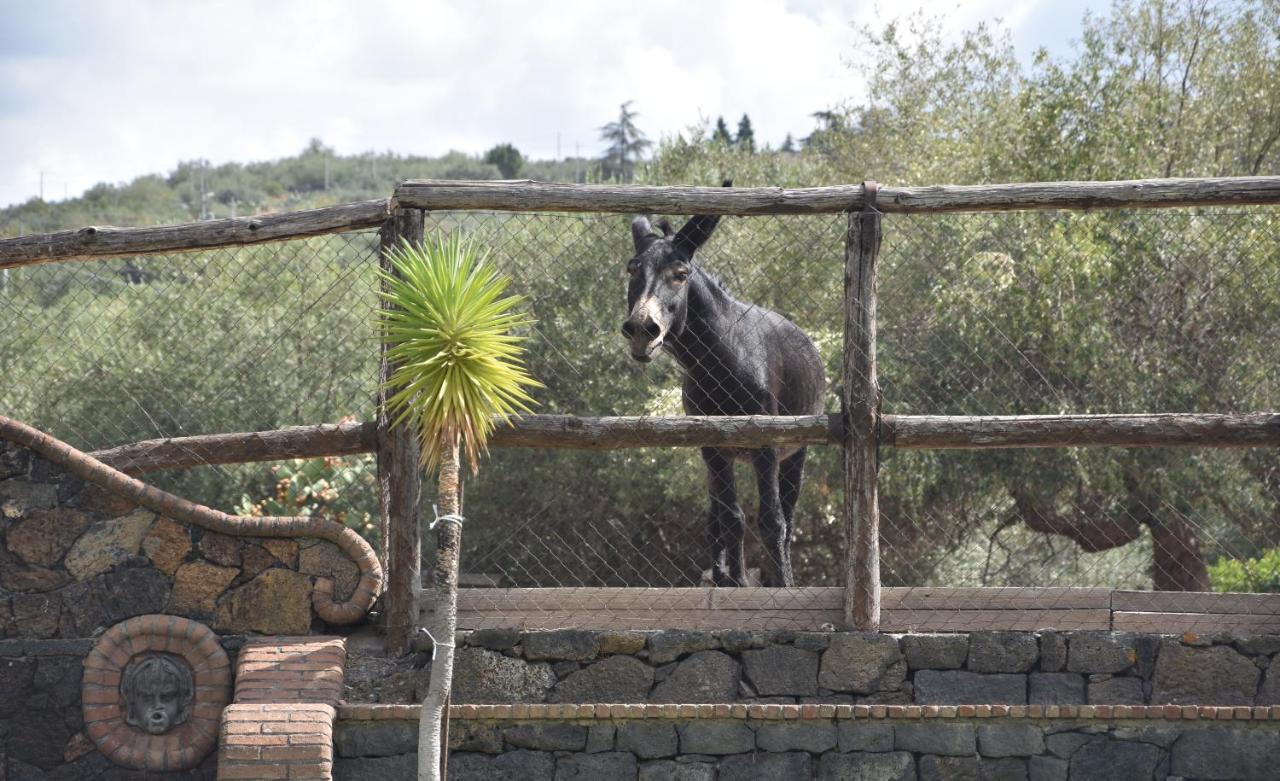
[4, 175, 1279, 649]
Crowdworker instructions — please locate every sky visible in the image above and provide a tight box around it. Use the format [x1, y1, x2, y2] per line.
[0, 0, 1108, 209]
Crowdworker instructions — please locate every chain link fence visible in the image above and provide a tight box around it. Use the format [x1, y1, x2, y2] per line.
[3, 203, 1278, 632]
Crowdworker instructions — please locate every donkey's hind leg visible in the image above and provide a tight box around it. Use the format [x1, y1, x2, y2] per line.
[779, 447, 807, 547]
[753, 447, 794, 588]
[703, 447, 746, 586]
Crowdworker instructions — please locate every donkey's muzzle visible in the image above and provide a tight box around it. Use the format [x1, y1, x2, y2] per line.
[620, 319, 662, 340]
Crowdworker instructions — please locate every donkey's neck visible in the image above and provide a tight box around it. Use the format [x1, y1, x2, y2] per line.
[666, 268, 738, 369]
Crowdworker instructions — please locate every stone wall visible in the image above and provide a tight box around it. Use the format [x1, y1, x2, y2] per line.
[346, 628, 1280, 707]
[0, 439, 363, 640]
[333, 704, 1280, 780]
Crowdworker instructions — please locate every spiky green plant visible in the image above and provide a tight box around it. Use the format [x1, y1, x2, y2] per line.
[378, 232, 541, 473]
[376, 231, 540, 781]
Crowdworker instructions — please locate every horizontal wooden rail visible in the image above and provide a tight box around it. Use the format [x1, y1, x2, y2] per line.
[394, 176, 1280, 215]
[436, 586, 1280, 633]
[883, 412, 1280, 449]
[90, 421, 378, 474]
[88, 413, 1278, 474]
[0, 198, 391, 268]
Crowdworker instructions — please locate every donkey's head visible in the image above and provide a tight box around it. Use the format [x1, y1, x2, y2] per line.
[621, 182, 729, 362]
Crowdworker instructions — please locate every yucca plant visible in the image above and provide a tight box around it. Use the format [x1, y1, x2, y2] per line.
[378, 232, 540, 781]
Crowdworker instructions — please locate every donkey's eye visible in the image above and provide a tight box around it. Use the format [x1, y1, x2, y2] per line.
[672, 269, 690, 282]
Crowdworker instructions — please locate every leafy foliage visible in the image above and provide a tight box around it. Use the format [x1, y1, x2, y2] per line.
[235, 454, 379, 543]
[378, 233, 541, 473]
[1211, 548, 1280, 594]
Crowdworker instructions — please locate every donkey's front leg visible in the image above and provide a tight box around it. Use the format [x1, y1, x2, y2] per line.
[702, 447, 746, 586]
[753, 447, 794, 587]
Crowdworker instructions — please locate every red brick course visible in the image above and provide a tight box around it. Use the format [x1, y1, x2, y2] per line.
[217, 637, 345, 781]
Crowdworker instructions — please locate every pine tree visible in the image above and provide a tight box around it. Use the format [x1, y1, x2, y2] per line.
[597, 102, 652, 183]
[711, 116, 734, 146]
[781, 133, 796, 154]
[736, 114, 755, 153]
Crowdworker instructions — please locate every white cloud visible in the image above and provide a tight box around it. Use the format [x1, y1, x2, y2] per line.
[0, 0, 1091, 209]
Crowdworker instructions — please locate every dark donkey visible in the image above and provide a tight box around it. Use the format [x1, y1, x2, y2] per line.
[621, 190, 825, 587]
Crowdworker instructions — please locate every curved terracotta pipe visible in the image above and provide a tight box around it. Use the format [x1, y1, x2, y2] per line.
[0, 415, 383, 625]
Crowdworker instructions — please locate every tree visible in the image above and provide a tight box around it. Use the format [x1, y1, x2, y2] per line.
[598, 101, 652, 182]
[378, 233, 540, 781]
[711, 116, 734, 146]
[483, 143, 525, 178]
[736, 114, 756, 153]
[780, 133, 797, 154]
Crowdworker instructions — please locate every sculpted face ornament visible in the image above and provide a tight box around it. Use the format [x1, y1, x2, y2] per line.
[120, 654, 194, 735]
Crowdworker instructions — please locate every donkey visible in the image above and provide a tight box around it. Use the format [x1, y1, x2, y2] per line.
[621, 192, 825, 588]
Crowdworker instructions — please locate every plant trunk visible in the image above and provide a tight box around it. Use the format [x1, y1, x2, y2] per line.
[418, 439, 462, 781]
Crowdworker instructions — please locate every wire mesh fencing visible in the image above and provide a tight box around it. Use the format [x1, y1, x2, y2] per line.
[0, 231, 385, 544]
[3, 202, 1278, 633]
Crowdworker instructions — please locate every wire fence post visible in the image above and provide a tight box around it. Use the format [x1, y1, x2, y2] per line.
[843, 182, 882, 631]
[378, 207, 424, 654]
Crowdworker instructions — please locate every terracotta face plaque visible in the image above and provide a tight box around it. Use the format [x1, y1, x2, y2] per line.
[83, 615, 231, 771]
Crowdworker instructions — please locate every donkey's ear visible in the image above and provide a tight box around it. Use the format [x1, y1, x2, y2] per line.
[631, 216, 655, 250]
[656, 218, 674, 237]
[673, 214, 721, 255]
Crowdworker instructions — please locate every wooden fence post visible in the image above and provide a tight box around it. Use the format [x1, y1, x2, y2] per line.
[378, 207, 424, 655]
[842, 182, 882, 631]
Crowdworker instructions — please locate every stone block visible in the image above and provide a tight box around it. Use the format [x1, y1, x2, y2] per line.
[0, 478, 57, 519]
[62, 508, 154, 579]
[214, 567, 310, 634]
[469, 628, 521, 650]
[169, 560, 238, 615]
[649, 630, 719, 664]
[585, 724, 615, 753]
[335, 721, 416, 757]
[1171, 726, 1280, 780]
[918, 756, 1027, 781]
[914, 670, 1026, 704]
[743, 644, 818, 696]
[10, 592, 62, 639]
[650, 650, 739, 703]
[901, 634, 968, 670]
[837, 721, 894, 752]
[677, 721, 755, 755]
[7, 507, 93, 567]
[555, 752, 637, 780]
[523, 629, 601, 661]
[639, 760, 715, 781]
[1028, 673, 1084, 705]
[1037, 632, 1067, 672]
[1067, 736, 1163, 781]
[755, 721, 837, 753]
[140, 516, 192, 575]
[1261, 656, 1280, 704]
[1043, 731, 1092, 759]
[199, 531, 242, 566]
[1087, 675, 1144, 704]
[617, 722, 678, 759]
[719, 629, 768, 653]
[818, 751, 914, 781]
[719, 752, 811, 781]
[503, 723, 587, 751]
[969, 632, 1039, 673]
[1152, 641, 1259, 705]
[552, 654, 653, 703]
[63, 565, 170, 635]
[449, 750, 555, 781]
[300, 540, 361, 601]
[1066, 632, 1136, 674]
[795, 632, 832, 651]
[894, 722, 975, 756]
[450, 721, 504, 754]
[1234, 636, 1280, 657]
[819, 633, 905, 694]
[978, 724, 1044, 757]
[1028, 755, 1067, 781]
[453, 648, 555, 703]
[336, 754, 417, 781]
[599, 630, 648, 655]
